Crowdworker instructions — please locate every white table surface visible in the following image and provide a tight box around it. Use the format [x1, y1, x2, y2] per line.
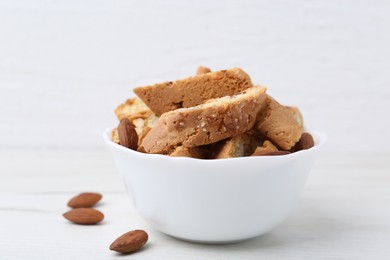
[1, 149, 389, 260]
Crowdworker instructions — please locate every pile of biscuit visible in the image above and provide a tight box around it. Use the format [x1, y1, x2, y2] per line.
[112, 67, 314, 159]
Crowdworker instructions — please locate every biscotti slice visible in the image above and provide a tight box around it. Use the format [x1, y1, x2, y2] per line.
[140, 86, 267, 154]
[254, 95, 302, 150]
[112, 97, 158, 144]
[212, 133, 259, 159]
[134, 68, 253, 116]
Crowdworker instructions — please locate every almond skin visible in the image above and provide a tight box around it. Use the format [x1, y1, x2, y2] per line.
[67, 192, 102, 208]
[63, 208, 104, 225]
[294, 132, 314, 151]
[118, 118, 138, 150]
[109, 230, 148, 254]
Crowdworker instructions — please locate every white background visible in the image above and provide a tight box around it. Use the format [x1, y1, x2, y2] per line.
[1, 1, 390, 259]
[1, 0, 390, 155]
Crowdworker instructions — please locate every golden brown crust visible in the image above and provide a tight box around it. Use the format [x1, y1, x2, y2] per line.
[254, 95, 302, 150]
[140, 86, 267, 154]
[133, 68, 253, 116]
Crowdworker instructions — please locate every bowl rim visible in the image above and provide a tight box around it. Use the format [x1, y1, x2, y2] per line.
[103, 127, 326, 163]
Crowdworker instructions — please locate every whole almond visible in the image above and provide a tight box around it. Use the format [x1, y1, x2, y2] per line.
[294, 132, 314, 151]
[109, 230, 148, 254]
[67, 192, 102, 208]
[63, 208, 104, 225]
[118, 118, 138, 150]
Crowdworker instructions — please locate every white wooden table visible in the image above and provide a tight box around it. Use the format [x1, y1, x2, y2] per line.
[1, 149, 389, 259]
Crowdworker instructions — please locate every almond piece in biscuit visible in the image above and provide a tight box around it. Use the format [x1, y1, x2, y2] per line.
[212, 133, 259, 159]
[140, 86, 267, 154]
[255, 95, 302, 151]
[251, 140, 279, 156]
[134, 68, 254, 116]
[169, 146, 208, 159]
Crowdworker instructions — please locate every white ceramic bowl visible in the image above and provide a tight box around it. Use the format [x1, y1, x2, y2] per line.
[103, 129, 326, 243]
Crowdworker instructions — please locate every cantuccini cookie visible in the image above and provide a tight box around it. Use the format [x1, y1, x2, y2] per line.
[113, 67, 313, 159]
[254, 95, 302, 151]
[140, 86, 267, 154]
[134, 68, 253, 116]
